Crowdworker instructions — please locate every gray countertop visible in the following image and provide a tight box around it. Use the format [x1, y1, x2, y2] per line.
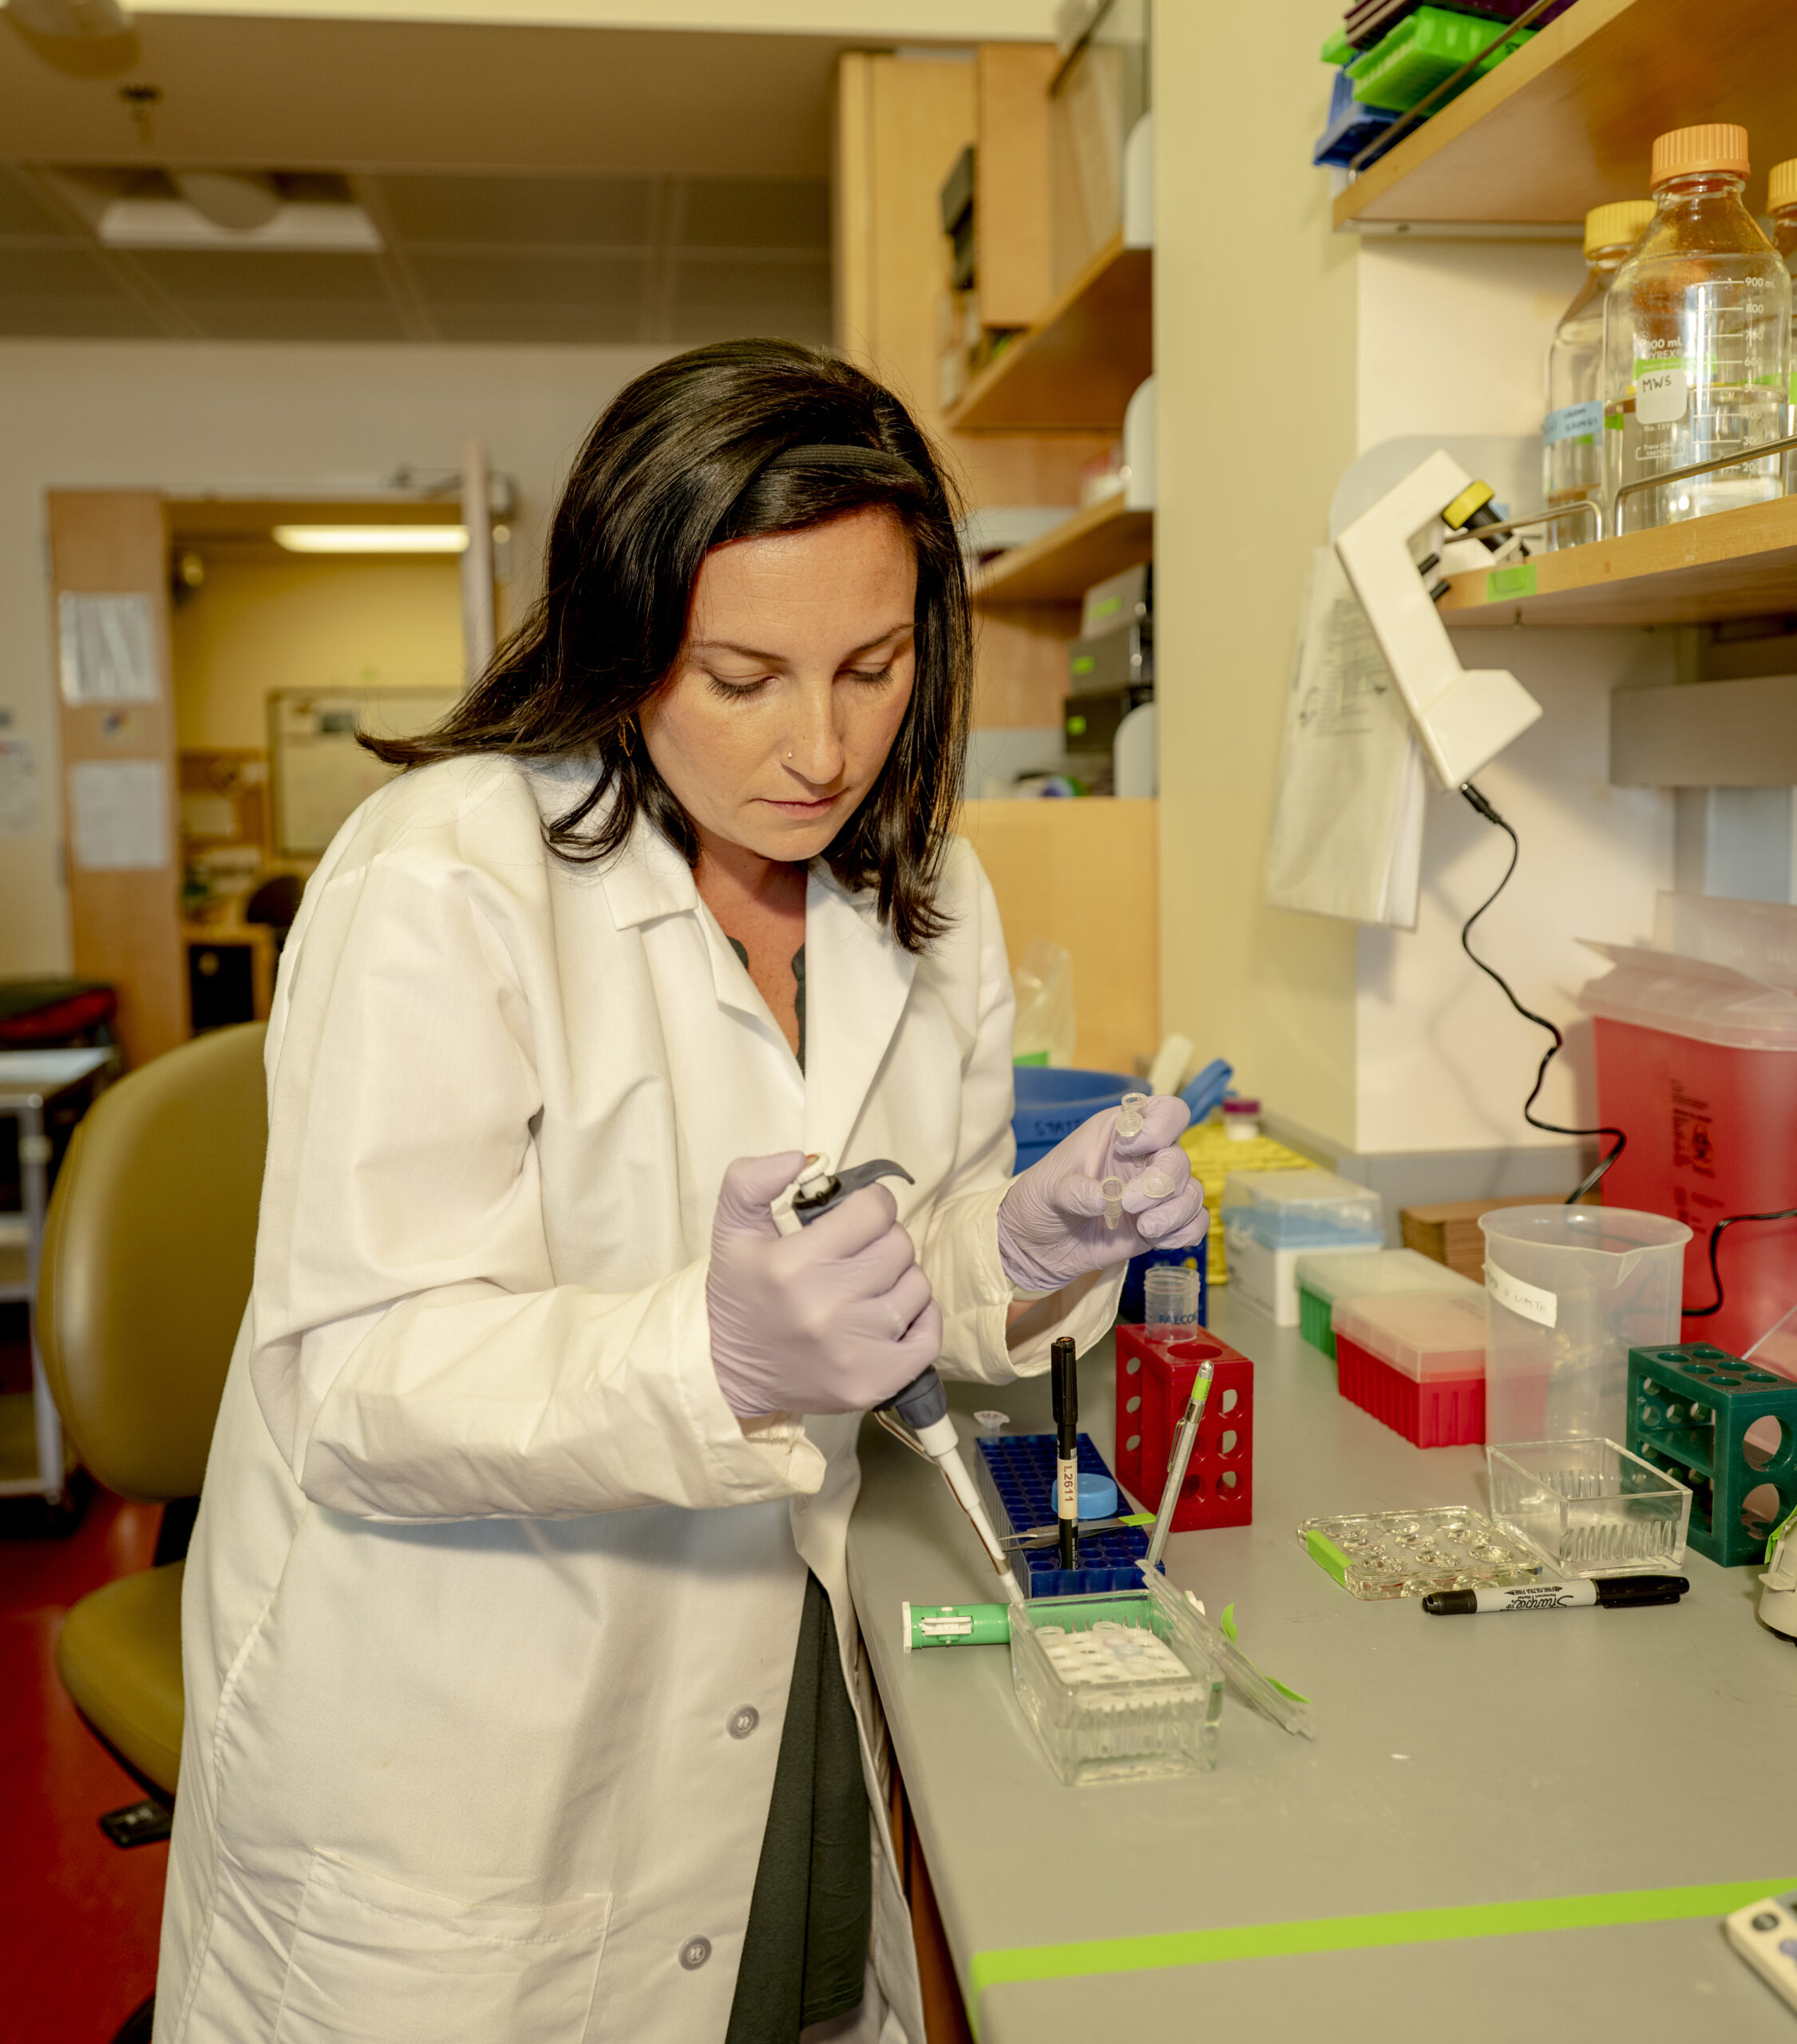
[846, 1292, 1797, 2042]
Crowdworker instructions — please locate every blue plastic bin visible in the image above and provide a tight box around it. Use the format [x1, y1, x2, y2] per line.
[1011, 1065, 1137, 1172]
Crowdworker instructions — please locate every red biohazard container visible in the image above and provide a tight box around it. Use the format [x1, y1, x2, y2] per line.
[1580, 901, 1797, 1357]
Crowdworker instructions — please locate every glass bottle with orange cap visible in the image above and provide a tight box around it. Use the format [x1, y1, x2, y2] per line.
[1601, 123, 1791, 534]
[1768, 156, 1797, 493]
[1542, 199, 1655, 549]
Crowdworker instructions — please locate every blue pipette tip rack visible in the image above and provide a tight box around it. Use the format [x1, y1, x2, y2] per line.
[972, 1432, 1155, 1595]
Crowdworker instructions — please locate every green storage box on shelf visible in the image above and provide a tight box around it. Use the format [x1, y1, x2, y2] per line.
[1348, 5, 1535, 113]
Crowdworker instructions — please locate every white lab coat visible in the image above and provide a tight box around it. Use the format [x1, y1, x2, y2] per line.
[156, 754, 1118, 2044]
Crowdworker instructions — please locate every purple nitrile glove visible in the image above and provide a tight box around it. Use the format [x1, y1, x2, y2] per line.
[996, 1095, 1209, 1294]
[707, 1151, 944, 1418]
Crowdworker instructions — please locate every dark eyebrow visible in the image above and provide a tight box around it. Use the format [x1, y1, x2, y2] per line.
[687, 620, 915, 667]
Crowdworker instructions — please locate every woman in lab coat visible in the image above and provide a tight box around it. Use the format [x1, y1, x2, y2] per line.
[158, 340, 1205, 2044]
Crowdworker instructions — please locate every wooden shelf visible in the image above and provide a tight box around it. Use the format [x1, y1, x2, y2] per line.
[1334, 0, 1796, 230]
[944, 234, 1150, 434]
[1437, 494, 1797, 628]
[970, 494, 1151, 606]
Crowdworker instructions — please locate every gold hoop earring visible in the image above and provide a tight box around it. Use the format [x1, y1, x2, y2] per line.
[619, 720, 636, 758]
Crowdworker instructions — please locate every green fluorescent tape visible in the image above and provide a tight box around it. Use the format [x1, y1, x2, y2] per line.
[967, 1879, 1796, 2032]
[1304, 1527, 1351, 1585]
[1486, 562, 1537, 601]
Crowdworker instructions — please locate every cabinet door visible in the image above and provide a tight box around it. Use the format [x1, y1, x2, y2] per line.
[47, 491, 185, 1064]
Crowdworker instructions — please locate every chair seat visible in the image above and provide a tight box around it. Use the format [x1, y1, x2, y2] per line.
[55, 1561, 185, 1796]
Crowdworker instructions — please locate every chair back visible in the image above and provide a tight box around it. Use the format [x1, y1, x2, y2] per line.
[39, 1023, 267, 1501]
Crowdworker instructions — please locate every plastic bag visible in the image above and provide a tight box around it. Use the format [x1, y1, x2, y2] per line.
[1012, 939, 1075, 1068]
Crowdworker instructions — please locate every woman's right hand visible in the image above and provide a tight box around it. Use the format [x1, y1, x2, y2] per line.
[707, 1151, 943, 1418]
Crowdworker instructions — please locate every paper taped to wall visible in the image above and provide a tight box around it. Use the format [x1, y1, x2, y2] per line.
[1265, 549, 1425, 929]
[69, 758, 168, 871]
[58, 592, 160, 707]
[0, 738, 38, 838]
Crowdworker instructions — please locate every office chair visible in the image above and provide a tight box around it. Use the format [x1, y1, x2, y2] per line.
[38, 1022, 267, 2044]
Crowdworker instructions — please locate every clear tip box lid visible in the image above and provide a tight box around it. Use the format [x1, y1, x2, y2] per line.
[1296, 1246, 1479, 1306]
[1222, 1168, 1383, 1249]
[1332, 1289, 1488, 1380]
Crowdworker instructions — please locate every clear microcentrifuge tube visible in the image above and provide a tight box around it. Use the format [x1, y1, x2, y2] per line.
[1101, 1176, 1125, 1230]
[1134, 1168, 1176, 1201]
[1117, 1091, 1148, 1139]
[973, 1410, 1010, 1436]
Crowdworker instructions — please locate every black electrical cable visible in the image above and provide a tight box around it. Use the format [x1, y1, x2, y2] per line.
[1682, 1206, 1797, 1320]
[1458, 782, 1625, 1206]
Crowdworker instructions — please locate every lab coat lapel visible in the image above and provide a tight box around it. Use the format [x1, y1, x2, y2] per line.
[802, 867, 916, 1167]
[597, 810, 767, 1028]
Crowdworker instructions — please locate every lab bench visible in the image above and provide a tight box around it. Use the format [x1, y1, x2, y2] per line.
[847, 1293, 1797, 2044]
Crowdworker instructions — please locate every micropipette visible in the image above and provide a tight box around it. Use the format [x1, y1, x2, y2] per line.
[773, 1155, 1026, 1606]
[1143, 1356, 1215, 1575]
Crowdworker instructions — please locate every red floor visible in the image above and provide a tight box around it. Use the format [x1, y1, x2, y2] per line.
[0, 1489, 168, 2043]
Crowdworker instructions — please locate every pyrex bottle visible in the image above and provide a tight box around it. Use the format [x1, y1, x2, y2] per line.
[1542, 200, 1653, 549]
[1602, 125, 1791, 535]
[1770, 156, 1797, 489]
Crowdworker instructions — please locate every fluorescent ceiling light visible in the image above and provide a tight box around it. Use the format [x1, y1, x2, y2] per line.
[99, 199, 382, 252]
[273, 525, 469, 553]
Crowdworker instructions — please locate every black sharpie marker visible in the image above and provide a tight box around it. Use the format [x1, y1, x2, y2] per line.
[1423, 1575, 1688, 1615]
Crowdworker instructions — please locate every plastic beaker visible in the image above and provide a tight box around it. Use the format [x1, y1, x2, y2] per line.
[1144, 1266, 1201, 1345]
[1479, 1206, 1691, 1445]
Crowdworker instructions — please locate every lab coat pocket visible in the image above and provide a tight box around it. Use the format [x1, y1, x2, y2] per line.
[274, 1849, 611, 2044]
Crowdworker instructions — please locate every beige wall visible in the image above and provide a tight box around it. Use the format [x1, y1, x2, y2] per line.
[172, 557, 464, 753]
[1154, 1, 1362, 1148]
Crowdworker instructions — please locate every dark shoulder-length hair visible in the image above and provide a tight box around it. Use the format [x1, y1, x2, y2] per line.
[362, 339, 973, 953]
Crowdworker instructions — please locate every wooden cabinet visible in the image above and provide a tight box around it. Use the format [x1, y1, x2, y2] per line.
[45, 494, 186, 1066]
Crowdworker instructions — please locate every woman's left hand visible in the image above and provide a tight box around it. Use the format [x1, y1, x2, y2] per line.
[996, 1095, 1209, 1294]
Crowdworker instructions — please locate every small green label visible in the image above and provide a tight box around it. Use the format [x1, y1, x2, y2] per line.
[1067, 713, 1088, 737]
[1071, 655, 1094, 675]
[1306, 1530, 1352, 1586]
[1486, 562, 1538, 600]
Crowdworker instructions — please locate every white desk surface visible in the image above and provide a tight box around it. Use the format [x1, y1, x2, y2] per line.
[0, 1047, 112, 1103]
[847, 1291, 1797, 2043]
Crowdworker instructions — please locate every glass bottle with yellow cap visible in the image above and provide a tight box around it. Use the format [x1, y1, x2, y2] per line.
[1542, 200, 1653, 549]
[1769, 156, 1797, 492]
[1602, 124, 1790, 534]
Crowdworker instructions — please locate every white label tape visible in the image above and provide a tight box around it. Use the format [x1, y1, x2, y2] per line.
[1485, 1261, 1558, 1329]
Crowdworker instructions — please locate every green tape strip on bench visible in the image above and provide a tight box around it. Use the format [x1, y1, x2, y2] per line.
[967, 1878, 1792, 2034]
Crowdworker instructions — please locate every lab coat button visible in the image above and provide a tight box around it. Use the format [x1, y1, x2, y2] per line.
[679, 1936, 712, 1971]
[728, 1706, 759, 1739]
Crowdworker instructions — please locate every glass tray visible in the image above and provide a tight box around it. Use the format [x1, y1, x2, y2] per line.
[1297, 1505, 1542, 1601]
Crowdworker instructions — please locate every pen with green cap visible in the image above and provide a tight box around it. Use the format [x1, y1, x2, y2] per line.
[1143, 1354, 1215, 1575]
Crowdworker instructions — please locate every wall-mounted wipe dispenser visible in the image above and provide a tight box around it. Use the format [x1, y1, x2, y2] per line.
[1334, 449, 1542, 790]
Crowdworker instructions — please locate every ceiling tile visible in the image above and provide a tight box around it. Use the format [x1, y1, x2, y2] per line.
[0, 246, 137, 301]
[668, 256, 831, 345]
[0, 170, 76, 239]
[131, 248, 392, 305]
[426, 301, 649, 344]
[679, 178, 829, 251]
[375, 173, 654, 248]
[408, 248, 645, 308]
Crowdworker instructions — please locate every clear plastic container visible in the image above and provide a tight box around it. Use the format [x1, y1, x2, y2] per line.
[1542, 200, 1654, 548]
[1008, 1583, 1224, 1785]
[1224, 1169, 1384, 1325]
[1295, 1245, 1479, 1356]
[1488, 1437, 1692, 1576]
[1143, 1263, 1201, 1342]
[1333, 1289, 1488, 1380]
[1602, 125, 1791, 534]
[1298, 1505, 1540, 1601]
[1479, 1206, 1691, 1446]
[1222, 1169, 1383, 1249]
[1748, 1298, 1797, 1383]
